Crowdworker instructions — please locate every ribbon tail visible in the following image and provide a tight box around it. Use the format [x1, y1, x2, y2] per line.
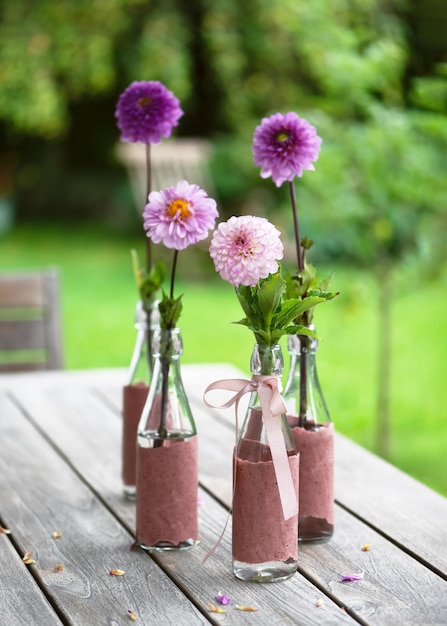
[258, 386, 298, 520]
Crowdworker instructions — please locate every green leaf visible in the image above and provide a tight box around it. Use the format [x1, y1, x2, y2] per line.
[272, 298, 304, 329]
[159, 291, 183, 329]
[307, 288, 339, 302]
[235, 287, 255, 320]
[257, 271, 285, 320]
[131, 250, 166, 308]
[232, 317, 251, 327]
[286, 295, 327, 321]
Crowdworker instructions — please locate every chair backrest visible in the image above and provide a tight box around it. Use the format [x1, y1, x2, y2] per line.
[0, 269, 63, 372]
[116, 137, 214, 209]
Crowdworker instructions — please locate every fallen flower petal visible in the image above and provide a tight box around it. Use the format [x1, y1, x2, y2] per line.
[52, 531, 62, 539]
[53, 563, 64, 572]
[315, 598, 324, 607]
[23, 551, 36, 565]
[362, 544, 370, 551]
[236, 605, 258, 612]
[110, 569, 125, 576]
[208, 602, 226, 614]
[0, 526, 11, 534]
[341, 572, 364, 582]
[215, 593, 231, 606]
[127, 609, 138, 621]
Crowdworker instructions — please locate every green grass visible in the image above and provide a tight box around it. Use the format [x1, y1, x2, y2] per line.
[2, 222, 447, 496]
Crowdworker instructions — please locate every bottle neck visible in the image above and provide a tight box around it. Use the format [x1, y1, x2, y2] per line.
[250, 343, 284, 377]
[152, 327, 183, 361]
[287, 333, 318, 357]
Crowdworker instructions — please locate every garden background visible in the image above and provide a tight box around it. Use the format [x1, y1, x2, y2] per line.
[1, 0, 446, 495]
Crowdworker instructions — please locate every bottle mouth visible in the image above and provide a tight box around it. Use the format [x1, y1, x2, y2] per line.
[287, 333, 318, 354]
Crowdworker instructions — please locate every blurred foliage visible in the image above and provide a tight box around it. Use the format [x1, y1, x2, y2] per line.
[0, 0, 445, 269]
[0, 0, 445, 134]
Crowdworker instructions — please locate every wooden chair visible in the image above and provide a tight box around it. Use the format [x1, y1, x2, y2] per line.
[0, 269, 63, 372]
[116, 137, 214, 209]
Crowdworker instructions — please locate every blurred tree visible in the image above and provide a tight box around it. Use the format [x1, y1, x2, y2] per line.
[0, 0, 130, 137]
[298, 108, 447, 458]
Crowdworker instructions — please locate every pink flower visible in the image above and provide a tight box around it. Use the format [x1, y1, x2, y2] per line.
[252, 112, 322, 187]
[143, 180, 218, 250]
[209, 215, 283, 287]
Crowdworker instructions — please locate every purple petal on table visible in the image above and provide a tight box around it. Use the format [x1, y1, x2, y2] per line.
[215, 593, 231, 605]
[341, 572, 364, 582]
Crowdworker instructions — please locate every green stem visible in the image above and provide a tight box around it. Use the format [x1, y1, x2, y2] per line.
[289, 181, 303, 272]
[154, 334, 172, 448]
[289, 180, 308, 425]
[170, 250, 179, 301]
[298, 334, 308, 427]
[145, 143, 152, 275]
[144, 142, 153, 369]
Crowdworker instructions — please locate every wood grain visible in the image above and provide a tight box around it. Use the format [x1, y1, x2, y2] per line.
[2, 366, 447, 626]
[0, 393, 212, 626]
[0, 533, 63, 625]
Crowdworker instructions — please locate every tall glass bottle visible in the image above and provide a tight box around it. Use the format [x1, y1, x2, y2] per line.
[122, 301, 152, 500]
[135, 327, 198, 551]
[283, 331, 334, 543]
[232, 343, 299, 583]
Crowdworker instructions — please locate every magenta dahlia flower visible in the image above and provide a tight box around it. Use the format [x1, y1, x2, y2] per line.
[115, 81, 183, 144]
[209, 215, 283, 287]
[252, 112, 322, 187]
[143, 180, 218, 250]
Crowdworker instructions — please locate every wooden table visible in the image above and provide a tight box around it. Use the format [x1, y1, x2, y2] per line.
[1, 365, 446, 625]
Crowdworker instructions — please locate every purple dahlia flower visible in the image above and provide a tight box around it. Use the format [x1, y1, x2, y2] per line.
[115, 81, 183, 144]
[143, 180, 218, 250]
[252, 112, 322, 187]
[209, 215, 283, 287]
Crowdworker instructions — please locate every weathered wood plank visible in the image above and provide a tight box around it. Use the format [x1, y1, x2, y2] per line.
[0, 534, 63, 626]
[334, 433, 447, 577]
[0, 393, 212, 626]
[0, 273, 45, 308]
[299, 507, 447, 625]
[3, 375, 359, 625]
[158, 490, 357, 626]
[7, 370, 447, 625]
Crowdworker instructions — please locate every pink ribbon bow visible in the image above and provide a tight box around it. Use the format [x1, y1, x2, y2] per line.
[204, 375, 298, 520]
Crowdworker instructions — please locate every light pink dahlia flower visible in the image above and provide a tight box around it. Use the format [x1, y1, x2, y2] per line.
[209, 215, 283, 287]
[143, 180, 218, 250]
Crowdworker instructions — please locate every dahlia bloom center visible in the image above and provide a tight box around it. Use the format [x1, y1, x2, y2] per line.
[234, 231, 254, 256]
[276, 131, 290, 143]
[166, 198, 191, 220]
[138, 97, 152, 109]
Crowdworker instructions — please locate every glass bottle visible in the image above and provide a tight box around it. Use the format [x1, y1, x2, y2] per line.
[283, 331, 334, 543]
[135, 327, 198, 551]
[232, 343, 299, 583]
[122, 300, 155, 500]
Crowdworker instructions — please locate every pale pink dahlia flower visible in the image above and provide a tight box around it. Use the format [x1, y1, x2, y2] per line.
[252, 111, 322, 187]
[143, 180, 218, 250]
[209, 215, 283, 287]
